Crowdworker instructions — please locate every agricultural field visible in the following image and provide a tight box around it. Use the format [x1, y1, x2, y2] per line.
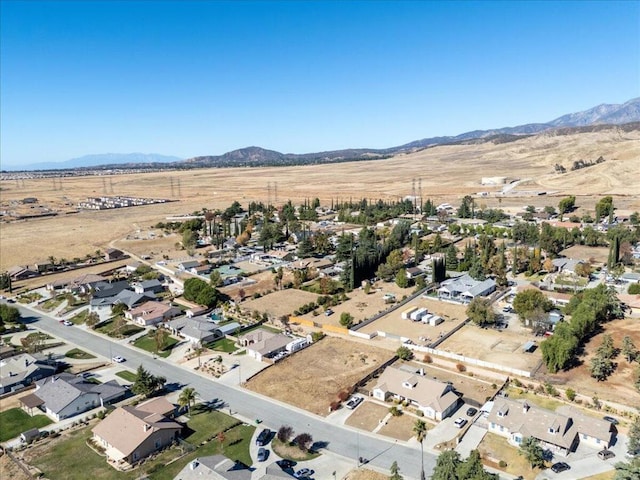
[244, 336, 393, 416]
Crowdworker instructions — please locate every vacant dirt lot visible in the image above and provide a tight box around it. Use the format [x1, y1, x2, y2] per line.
[560, 245, 610, 265]
[359, 297, 468, 344]
[377, 413, 421, 441]
[437, 323, 543, 373]
[245, 337, 393, 416]
[2, 127, 638, 271]
[344, 402, 389, 432]
[240, 288, 320, 319]
[343, 468, 389, 480]
[539, 317, 640, 406]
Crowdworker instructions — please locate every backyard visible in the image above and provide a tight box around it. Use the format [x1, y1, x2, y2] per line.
[0, 408, 52, 442]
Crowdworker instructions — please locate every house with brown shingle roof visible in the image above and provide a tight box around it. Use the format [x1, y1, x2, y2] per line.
[487, 398, 613, 456]
[125, 300, 181, 326]
[92, 399, 181, 468]
[372, 366, 460, 420]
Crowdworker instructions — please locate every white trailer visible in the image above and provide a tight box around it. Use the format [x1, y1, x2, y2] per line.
[429, 315, 444, 326]
[401, 306, 418, 320]
[421, 314, 434, 324]
[410, 308, 428, 321]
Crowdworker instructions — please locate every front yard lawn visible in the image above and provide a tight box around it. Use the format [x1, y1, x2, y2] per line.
[477, 432, 543, 480]
[69, 309, 90, 324]
[65, 348, 96, 359]
[133, 334, 179, 358]
[96, 319, 144, 338]
[0, 408, 52, 442]
[205, 337, 238, 353]
[40, 296, 65, 312]
[115, 370, 137, 382]
[271, 438, 321, 462]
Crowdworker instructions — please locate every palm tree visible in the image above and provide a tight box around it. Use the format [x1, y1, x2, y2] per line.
[413, 419, 427, 480]
[178, 387, 197, 415]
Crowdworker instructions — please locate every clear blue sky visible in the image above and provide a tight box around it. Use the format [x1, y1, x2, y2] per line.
[1, 0, 639, 166]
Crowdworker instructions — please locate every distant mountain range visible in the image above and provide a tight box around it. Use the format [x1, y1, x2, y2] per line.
[7, 97, 640, 171]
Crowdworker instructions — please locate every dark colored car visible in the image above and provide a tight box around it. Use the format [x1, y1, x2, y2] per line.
[603, 416, 619, 425]
[257, 447, 268, 462]
[466, 407, 478, 416]
[597, 449, 615, 460]
[276, 459, 296, 469]
[256, 428, 271, 446]
[550, 462, 570, 473]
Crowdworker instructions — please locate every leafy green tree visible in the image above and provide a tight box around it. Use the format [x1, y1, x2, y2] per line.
[111, 302, 128, 316]
[183, 277, 219, 307]
[339, 312, 354, 328]
[154, 328, 169, 353]
[0, 304, 20, 324]
[622, 336, 638, 363]
[182, 229, 198, 250]
[596, 196, 614, 222]
[396, 345, 414, 361]
[540, 322, 578, 373]
[519, 436, 545, 468]
[614, 457, 640, 480]
[596, 333, 616, 360]
[466, 297, 496, 326]
[445, 245, 459, 271]
[457, 449, 497, 479]
[177, 387, 197, 414]
[0, 272, 12, 292]
[590, 354, 614, 381]
[389, 461, 404, 480]
[209, 270, 223, 287]
[513, 289, 553, 325]
[131, 365, 166, 397]
[558, 195, 576, 215]
[395, 268, 409, 288]
[627, 416, 640, 455]
[431, 450, 461, 480]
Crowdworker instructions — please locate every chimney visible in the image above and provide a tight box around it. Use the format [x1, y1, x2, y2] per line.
[143, 423, 150, 432]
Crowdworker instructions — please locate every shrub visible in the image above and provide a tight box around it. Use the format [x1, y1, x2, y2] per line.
[416, 410, 424, 417]
[423, 354, 432, 363]
[329, 401, 340, 412]
[389, 406, 402, 417]
[545, 382, 559, 397]
[456, 363, 466, 372]
[565, 388, 576, 401]
[491, 383, 497, 389]
[338, 390, 350, 401]
[629, 283, 640, 295]
[498, 460, 507, 468]
[511, 378, 522, 388]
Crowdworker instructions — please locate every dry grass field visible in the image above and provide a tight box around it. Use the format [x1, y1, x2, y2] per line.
[240, 288, 320, 319]
[539, 317, 640, 406]
[377, 413, 422, 441]
[343, 468, 390, 480]
[437, 324, 543, 373]
[244, 337, 393, 416]
[559, 245, 610, 265]
[344, 402, 390, 432]
[1, 128, 639, 271]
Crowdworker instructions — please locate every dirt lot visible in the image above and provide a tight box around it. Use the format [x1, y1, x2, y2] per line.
[539, 317, 640, 406]
[437, 323, 543, 374]
[299, 281, 413, 327]
[359, 297, 468, 344]
[244, 337, 393, 416]
[0, 454, 31, 480]
[344, 402, 389, 432]
[377, 412, 421, 441]
[560, 245, 610, 265]
[343, 468, 389, 480]
[240, 288, 320, 319]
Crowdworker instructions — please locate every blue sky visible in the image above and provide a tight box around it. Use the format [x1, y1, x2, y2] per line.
[1, 0, 639, 166]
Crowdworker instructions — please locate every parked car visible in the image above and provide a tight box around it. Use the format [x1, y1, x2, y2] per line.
[294, 468, 312, 478]
[256, 428, 271, 446]
[466, 407, 478, 416]
[257, 447, 268, 462]
[603, 416, 619, 425]
[597, 449, 615, 460]
[453, 417, 467, 428]
[346, 396, 364, 410]
[112, 356, 125, 363]
[550, 462, 570, 473]
[62, 320, 73, 326]
[324, 308, 334, 316]
[276, 459, 296, 469]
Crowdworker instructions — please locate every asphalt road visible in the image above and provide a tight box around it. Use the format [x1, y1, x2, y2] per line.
[13, 303, 434, 479]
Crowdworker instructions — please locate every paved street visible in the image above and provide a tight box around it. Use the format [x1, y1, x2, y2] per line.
[13, 303, 436, 479]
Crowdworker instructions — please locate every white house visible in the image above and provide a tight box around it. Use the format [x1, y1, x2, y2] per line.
[437, 274, 496, 303]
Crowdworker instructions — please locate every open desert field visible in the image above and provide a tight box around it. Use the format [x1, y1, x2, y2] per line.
[539, 317, 640, 406]
[244, 336, 393, 416]
[2, 127, 639, 271]
[239, 288, 320, 319]
[437, 323, 543, 373]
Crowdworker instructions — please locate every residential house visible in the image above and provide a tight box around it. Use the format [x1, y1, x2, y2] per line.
[189, 264, 213, 276]
[34, 261, 55, 273]
[0, 354, 57, 394]
[104, 248, 125, 261]
[125, 301, 181, 327]
[173, 455, 251, 480]
[7, 265, 39, 281]
[47, 273, 106, 293]
[551, 258, 584, 276]
[437, 274, 496, 303]
[165, 317, 240, 345]
[20, 373, 126, 421]
[92, 399, 181, 468]
[238, 330, 292, 362]
[178, 260, 201, 271]
[405, 266, 425, 280]
[372, 366, 459, 420]
[487, 398, 613, 456]
[133, 279, 164, 295]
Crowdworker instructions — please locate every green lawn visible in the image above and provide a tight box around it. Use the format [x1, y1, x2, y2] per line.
[96, 319, 144, 338]
[0, 408, 52, 442]
[69, 309, 90, 324]
[66, 348, 96, 359]
[506, 387, 566, 411]
[133, 334, 179, 358]
[205, 337, 238, 353]
[115, 370, 137, 382]
[183, 408, 242, 445]
[40, 297, 65, 311]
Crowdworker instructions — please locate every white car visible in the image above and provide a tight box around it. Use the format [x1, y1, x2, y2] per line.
[346, 396, 364, 410]
[453, 417, 468, 428]
[112, 356, 126, 363]
[62, 320, 73, 326]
